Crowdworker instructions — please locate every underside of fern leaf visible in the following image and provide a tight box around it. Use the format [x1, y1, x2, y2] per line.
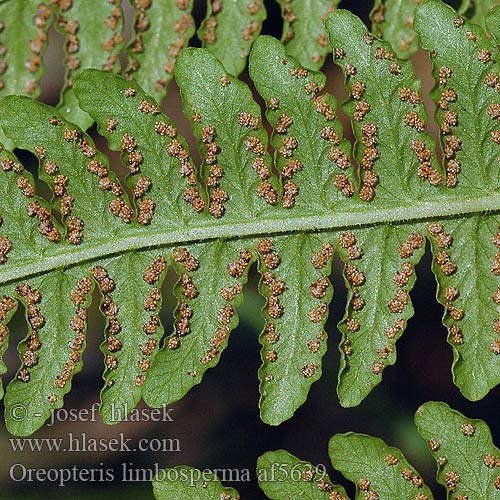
[1, 0, 500, 435]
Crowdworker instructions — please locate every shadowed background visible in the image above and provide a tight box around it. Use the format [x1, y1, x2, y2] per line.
[1, 0, 496, 499]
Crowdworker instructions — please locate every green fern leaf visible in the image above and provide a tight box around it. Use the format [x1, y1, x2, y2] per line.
[152, 466, 240, 500]
[415, 0, 500, 401]
[258, 449, 349, 499]
[276, 0, 340, 71]
[329, 433, 434, 499]
[54, 0, 124, 130]
[370, 0, 421, 58]
[3, 1, 500, 435]
[415, 401, 500, 498]
[125, 0, 195, 102]
[198, 0, 266, 76]
[0, 0, 52, 98]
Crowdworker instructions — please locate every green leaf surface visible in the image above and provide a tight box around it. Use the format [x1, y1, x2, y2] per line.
[198, 0, 266, 76]
[249, 36, 354, 212]
[326, 9, 442, 205]
[0, 0, 52, 99]
[125, 0, 195, 102]
[74, 69, 204, 230]
[336, 223, 425, 407]
[0, 96, 126, 245]
[97, 251, 167, 425]
[370, 0, 421, 58]
[144, 240, 252, 408]
[257, 449, 349, 499]
[152, 466, 240, 500]
[4, 265, 92, 436]
[3, 5, 500, 434]
[176, 47, 279, 220]
[486, 5, 500, 42]
[329, 433, 435, 500]
[427, 216, 500, 401]
[277, 0, 340, 71]
[55, 0, 124, 129]
[257, 234, 333, 425]
[415, 401, 500, 499]
[415, 0, 500, 193]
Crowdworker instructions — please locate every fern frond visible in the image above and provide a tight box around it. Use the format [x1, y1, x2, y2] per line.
[257, 449, 349, 499]
[276, 0, 340, 71]
[2, 0, 500, 435]
[54, 0, 124, 129]
[416, 401, 500, 498]
[0, 0, 52, 99]
[125, 0, 195, 102]
[153, 466, 241, 499]
[198, 0, 266, 76]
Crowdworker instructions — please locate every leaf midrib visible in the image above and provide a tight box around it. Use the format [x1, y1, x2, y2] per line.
[2, 193, 500, 286]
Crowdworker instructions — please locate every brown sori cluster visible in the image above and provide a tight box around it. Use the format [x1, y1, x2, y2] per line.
[201, 0, 220, 45]
[227, 248, 253, 279]
[27, 200, 61, 242]
[115, 124, 156, 224]
[338, 233, 364, 352]
[445, 470, 461, 492]
[159, 122, 200, 206]
[398, 232, 425, 259]
[324, 124, 352, 190]
[0, 295, 15, 351]
[173, 247, 199, 272]
[237, 111, 259, 130]
[2, 156, 34, 198]
[398, 87, 421, 106]
[241, 19, 260, 46]
[0, 230, 12, 264]
[163, 131, 197, 187]
[245, 136, 278, 205]
[311, 242, 334, 270]
[120, 132, 142, 174]
[92, 266, 122, 386]
[178, 273, 198, 301]
[410, 140, 442, 186]
[143, 255, 167, 285]
[63, 125, 132, 226]
[429, 223, 457, 275]
[255, 239, 286, 362]
[491, 228, 500, 354]
[359, 122, 380, 201]
[313, 95, 336, 122]
[483, 453, 500, 468]
[201, 305, 234, 365]
[127, 0, 192, 89]
[52, 277, 91, 397]
[46, 168, 85, 244]
[137, 278, 163, 385]
[15, 283, 45, 384]
[167, 300, 192, 350]
[139, 98, 160, 115]
[200, 125, 227, 218]
[87, 159, 133, 223]
[302, 362, 319, 378]
[61, 0, 121, 87]
[433, 68, 463, 186]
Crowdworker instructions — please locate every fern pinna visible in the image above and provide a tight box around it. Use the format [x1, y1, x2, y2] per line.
[154, 403, 500, 499]
[1, 0, 500, 436]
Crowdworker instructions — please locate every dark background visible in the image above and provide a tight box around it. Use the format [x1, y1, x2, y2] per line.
[1, 0, 496, 499]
